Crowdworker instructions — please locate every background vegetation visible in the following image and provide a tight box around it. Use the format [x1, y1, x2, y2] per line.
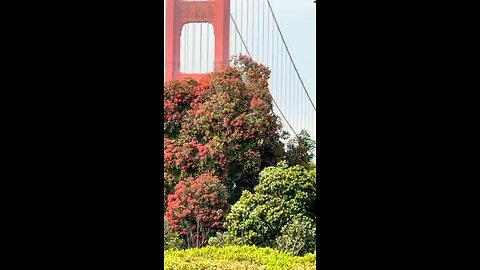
[164, 56, 317, 268]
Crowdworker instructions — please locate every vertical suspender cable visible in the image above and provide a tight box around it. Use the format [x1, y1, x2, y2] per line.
[246, 0, 248, 56]
[287, 58, 291, 123]
[251, 0, 254, 58]
[184, 25, 187, 72]
[261, 0, 265, 63]
[234, 0, 238, 55]
[207, 23, 210, 71]
[239, 0, 243, 54]
[256, 0, 259, 61]
[293, 68, 296, 129]
[266, 0, 316, 112]
[251, 0, 254, 59]
[280, 34, 284, 114]
[200, 23, 203, 73]
[270, 7, 274, 80]
[266, 0, 269, 65]
[192, 25, 195, 73]
[284, 45, 287, 117]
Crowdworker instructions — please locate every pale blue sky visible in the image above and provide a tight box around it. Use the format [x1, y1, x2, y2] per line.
[266, 0, 316, 155]
[268, 0, 316, 101]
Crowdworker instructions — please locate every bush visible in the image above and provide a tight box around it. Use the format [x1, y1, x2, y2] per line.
[276, 215, 316, 256]
[207, 231, 248, 247]
[164, 219, 185, 250]
[223, 162, 316, 247]
[223, 191, 284, 246]
[165, 173, 229, 248]
[164, 245, 316, 270]
[254, 161, 316, 216]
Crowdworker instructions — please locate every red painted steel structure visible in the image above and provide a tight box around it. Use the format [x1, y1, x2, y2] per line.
[165, 0, 231, 82]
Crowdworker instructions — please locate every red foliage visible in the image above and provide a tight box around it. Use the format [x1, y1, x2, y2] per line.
[165, 173, 229, 247]
[164, 55, 285, 204]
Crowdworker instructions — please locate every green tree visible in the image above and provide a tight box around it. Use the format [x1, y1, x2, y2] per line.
[222, 161, 316, 251]
[284, 130, 315, 168]
[275, 214, 316, 256]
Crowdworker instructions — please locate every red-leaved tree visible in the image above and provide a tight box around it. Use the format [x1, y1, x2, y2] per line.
[165, 173, 229, 248]
[163, 55, 285, 203]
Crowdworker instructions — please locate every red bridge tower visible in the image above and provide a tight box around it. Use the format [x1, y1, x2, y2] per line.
[165, 0, 231, 82]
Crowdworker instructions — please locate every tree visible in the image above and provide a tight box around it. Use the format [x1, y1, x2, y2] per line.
[163, 55, 285, 204]
[165, 173, 230, 248]
[284, 130, 315, 168]
[275, 214, 316, 256]
[222, 161, 316, 250]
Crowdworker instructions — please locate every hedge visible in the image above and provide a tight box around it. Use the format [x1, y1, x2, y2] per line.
[164, 245, 316, 270]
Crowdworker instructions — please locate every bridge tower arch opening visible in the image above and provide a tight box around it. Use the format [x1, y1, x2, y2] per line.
[165, 0, 231, 82]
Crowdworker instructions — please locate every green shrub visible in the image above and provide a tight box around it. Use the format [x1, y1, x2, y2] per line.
[254, 162, 316, 216]
[207, 231, 248, 247]
[164, 219, 185, 250]
[222, 162, 316, 247]
[276, 215, 316, 256]
[164, 245, 316, 270]
[223, 190, 296, 247]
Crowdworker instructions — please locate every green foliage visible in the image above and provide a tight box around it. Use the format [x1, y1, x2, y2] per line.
[223, 163, 316, 248]
[285, 130, 316, 168]
[276, 215, 316, 256]
[164, 245, 316, 270]
[207, 231, 248, 247]
[163, 57, 318, 253]
[255, 162, 316, 213]
[164, 219, 185, 250]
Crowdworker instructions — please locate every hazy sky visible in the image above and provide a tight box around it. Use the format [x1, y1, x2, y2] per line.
[164, 0, 316, 156]
[268, 0, 316, 100]
[164, 0, 315, 93]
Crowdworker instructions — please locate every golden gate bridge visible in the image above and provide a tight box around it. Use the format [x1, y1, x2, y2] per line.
[164, 0, 316, 158]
